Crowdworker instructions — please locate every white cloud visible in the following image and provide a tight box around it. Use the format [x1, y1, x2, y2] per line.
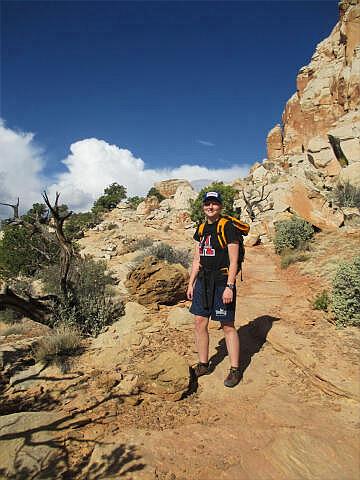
[50, 138, 250, 211]
[197, 139, 215, 147]
[0, 120, 45, 217]
[0, 121, 250, 215]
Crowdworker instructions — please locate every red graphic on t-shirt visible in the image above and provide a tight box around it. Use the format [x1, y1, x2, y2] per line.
[199, 235, 215, 257]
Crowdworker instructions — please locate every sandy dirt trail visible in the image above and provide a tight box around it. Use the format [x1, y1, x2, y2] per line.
[105, 245, 360, 480]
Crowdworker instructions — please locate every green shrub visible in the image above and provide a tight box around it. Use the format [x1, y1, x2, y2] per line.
[34, 324, 83, 368]
[0, 223, 59, 278]
[274, 217, 314, 254]
[280, 250, 310, 269]
[147, 187, 165, 202]
[331, 256, 360, 327]
[92, 183, 127, 214]
[64, 211, 102, 240]
[313, 290, 330, 311]
[190, 182, 237, 224]
[40, 256, 124, 336]
[127, 196, 144, 209]
[136, 242, 191, 268]
[331, 181, 360, 208]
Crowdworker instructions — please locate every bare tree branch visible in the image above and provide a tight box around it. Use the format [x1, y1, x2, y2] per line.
[0, 198, 19, 219]
[42, 191, 74, 296]
[243, 185, 271, 221]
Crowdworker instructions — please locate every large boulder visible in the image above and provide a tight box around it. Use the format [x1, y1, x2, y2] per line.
[154, 179, 192, 198]
[138, 350, 190, 401]
[125, 257, 189, 305]
[285, 180, 344, 230]
[173, 185, 197, 210]
[136, 196, 159, 216]
[0, 412, 67, 478]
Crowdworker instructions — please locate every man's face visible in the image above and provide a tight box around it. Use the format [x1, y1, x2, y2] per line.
[203, 200, 222, 220]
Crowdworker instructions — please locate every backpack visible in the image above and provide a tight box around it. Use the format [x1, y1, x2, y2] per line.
[197, 215, 250, 279]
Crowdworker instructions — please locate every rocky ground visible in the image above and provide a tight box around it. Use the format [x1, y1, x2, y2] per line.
[1, 212, 359, 479]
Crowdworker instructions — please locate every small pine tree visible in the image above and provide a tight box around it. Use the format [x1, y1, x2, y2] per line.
[92, 183, 127, 214]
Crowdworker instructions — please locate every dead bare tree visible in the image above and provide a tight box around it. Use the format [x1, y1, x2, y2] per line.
[0, 193, 74, 322]
[0, 198, 19, 220]
[42, 192, 73, 296]
[242, 185, 271, 221]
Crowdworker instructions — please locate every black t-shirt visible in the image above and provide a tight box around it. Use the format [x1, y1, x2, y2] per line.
[193, 219, 239, 271]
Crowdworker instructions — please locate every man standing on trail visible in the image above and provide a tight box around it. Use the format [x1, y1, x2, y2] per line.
[187, 191, 241, 388]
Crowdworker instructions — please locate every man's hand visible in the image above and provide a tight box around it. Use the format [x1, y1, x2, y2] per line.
[222, 287, 233, 304]
[187, 285, 194, 300]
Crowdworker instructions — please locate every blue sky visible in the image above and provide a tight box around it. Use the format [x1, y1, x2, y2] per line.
[0, 0, 338, 211]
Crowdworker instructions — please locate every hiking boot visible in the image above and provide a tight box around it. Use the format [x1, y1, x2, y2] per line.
[224, 367, 242, 388]
[193, 362, 211, 378]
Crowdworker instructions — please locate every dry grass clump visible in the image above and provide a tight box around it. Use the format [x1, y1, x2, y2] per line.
[128, 237, 154, 252]
[34, 324, 83, 367]
[135, 242, 191, 268]
[280, 250, 310, 269]
[330, 181, 360, 209]
[0, 323, 27, 337]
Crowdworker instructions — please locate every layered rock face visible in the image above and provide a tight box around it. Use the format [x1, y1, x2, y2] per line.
[267, 0, 360, 161]
[154, 179, 192, 198]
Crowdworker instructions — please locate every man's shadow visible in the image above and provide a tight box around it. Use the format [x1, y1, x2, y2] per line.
[209, 315, 280, 379]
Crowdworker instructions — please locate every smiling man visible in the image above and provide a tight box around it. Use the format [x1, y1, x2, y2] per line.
[187, 191, 242, 388]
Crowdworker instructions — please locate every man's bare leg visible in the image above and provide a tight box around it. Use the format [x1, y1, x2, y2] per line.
[222, 322, 240, 367]
[194, 315, 209, 363]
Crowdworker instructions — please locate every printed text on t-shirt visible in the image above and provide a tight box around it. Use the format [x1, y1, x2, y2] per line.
[199, 235, 215, 257]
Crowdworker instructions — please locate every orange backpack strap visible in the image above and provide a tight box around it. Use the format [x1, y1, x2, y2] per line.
[216, 217, 228, 248]
[198, 222, 205, 239]
[223, 215, 250, 236]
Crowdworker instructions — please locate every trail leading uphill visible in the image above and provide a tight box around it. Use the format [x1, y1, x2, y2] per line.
[76, 245, 360, 480]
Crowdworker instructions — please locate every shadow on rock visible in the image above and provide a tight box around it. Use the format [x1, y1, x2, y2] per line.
[209, 315, 280, 378]
[0, 392, 146, 479]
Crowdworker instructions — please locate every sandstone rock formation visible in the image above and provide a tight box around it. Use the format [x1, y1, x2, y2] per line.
[154, 179, 192, 198]
[125, 256, 189, 305]
[266, 0, 360, 167]
[136, 196, 159, 216]
[139, 350, 190, 401]
[173, 185, 197, 210]
[266, 124, 284, 161]
[0, 412, 67, 478]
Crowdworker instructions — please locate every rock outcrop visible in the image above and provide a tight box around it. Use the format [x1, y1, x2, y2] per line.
[139, 350, 190, 401]
[280, 1, 360, 156]
[136, 195, 160, 216]
[154, 179, 192, 198]
[267, 124, 284, 161]
[0, 412, 67, 478]
[265, 0, 360, 177]
[125, 256, 189, 305]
